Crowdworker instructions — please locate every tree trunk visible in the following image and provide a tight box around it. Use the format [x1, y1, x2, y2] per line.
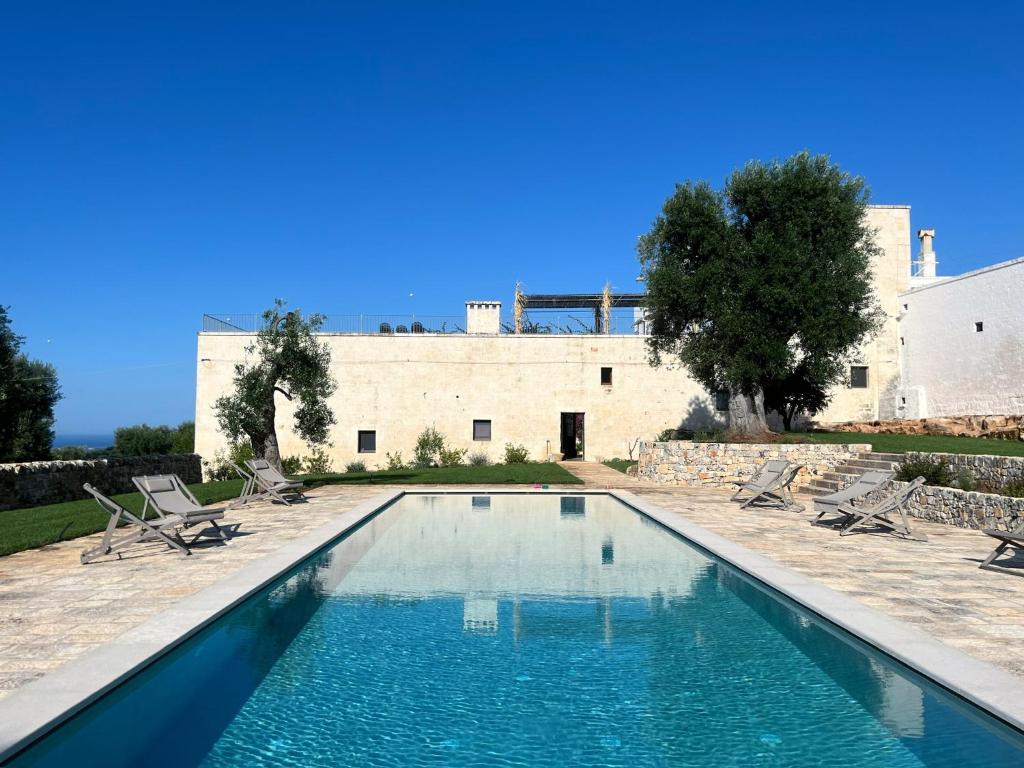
[253, 391, 283, 472]
[782, 405, 795, 432]
[728, 389, 769, 435]
[263, 431, 282, 472]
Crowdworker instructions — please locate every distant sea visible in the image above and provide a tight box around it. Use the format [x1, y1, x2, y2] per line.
[54, 433, 114, 449]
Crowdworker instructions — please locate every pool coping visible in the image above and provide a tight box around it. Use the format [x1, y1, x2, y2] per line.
[1, 487, 1023, 761]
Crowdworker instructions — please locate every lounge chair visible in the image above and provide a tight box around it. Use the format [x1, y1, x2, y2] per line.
[732, 459, 805, 511]
[812, 470, 895, 526]
[980, 519, 1024, 576]
[227, 462, 260, 509]
[81, 484, 195, 563]
[828, 476, 927, 541]
[244, 458, 307, 505]
[133, 474, 231, 546]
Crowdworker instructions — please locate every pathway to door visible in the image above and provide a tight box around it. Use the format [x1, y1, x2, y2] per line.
[556, 461, 646, 488]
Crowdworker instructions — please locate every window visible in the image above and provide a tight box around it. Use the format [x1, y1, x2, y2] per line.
[473, 419, 491, 441]
[715, 390, 730, 412]
[600, 367, 613, 385]
[849, 366, 869, 389]
[976, 321, 984, 332]
[357, 430, 376, 453]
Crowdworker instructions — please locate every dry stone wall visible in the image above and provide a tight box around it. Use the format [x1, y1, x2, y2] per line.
[0, 454, 202, 511]
[890, 480, 1024, 532]
[901, 451, 1024, 490]
[636, 441, 870, 490]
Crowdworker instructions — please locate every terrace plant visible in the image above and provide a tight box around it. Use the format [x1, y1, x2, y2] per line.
[214, 300, 336, 471]
[413, 427, 446, 467]
[503, 443, 530, 464]
[639, 152, 882, 434]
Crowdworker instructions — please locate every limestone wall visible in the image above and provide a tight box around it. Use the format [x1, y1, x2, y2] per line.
[889, 480, 1024, 531]
[636, 441, 870, 490]
[0, 455, 202, 511]
[901, 451, 1024, 490]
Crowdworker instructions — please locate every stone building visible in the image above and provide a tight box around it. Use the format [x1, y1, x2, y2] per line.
[193, 204, 1021, 468]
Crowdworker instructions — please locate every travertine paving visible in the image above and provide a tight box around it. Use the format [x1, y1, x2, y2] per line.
[1, 481, 1022, 701]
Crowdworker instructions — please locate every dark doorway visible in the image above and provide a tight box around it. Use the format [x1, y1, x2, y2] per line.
[560, 412, 585, 460]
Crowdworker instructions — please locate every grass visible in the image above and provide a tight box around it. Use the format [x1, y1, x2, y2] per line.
[781, 431, 1024, 457]
[602, 459, 638, 474]
[0, 463, 581, 558]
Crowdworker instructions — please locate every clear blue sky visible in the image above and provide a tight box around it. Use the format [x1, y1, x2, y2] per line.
[2, 1, 1021, 436]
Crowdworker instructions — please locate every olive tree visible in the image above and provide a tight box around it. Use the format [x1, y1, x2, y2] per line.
[0, 306, 62, 461]
[214, 300, 336, 469]
[639, 152, 882, 434]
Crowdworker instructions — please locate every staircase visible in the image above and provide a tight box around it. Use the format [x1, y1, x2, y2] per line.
[802, 452, 903, 497]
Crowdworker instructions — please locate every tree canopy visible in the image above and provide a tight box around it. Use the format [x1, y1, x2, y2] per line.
[0, 306, 62, 461]
[214, 300, 336, 469]
[639, 152, 882, 433]
[113, 421, 194, 456]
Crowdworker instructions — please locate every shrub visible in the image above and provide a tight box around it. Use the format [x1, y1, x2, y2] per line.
[953, 469, 978, 492]
[304, 446, 334, 474]
[280, 455, 303, 474]
[345, 460, 367, 473]
[203, 441, 255, 481]
[895, 458, 952, 487]
[413, 427, 446, 468]
[1000, 482, 1024, 498]
[439, 446, 467, 467]
[114, 421, 194, 456]
[656, 428, 678, 442]
[468, 451, 491, 466]
[503, 442, 529, 464]
[385, 451, 406, 470]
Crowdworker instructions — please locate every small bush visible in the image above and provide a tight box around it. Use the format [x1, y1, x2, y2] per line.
[503, 442, 530, 464]
[895, 458, 952, 487]
[656, 428, 678, 442]
[281, 455, 303, 475]
[303, 446, 334, 474]
[439, 446, 467, 467]
[1000, 482, 1024, 498]
[385, 451, 406, 470]
[953, 469, 978, 492]
[468, 451, 491, 466]
[204, 441, 255, 481]
[413, 427, 446, 468]
[345, 460, 367, 473]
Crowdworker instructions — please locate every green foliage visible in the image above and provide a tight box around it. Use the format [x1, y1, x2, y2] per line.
[639, 152, 882, 431]
[413, 427, 446, 468]
[999, 482, 1024, 499]
[896, 458, 952, 487]
[203, 441, 255, 481]
[280, 455, 303, 474]
[603, 458, 638, 474]
[345, 460, 367, 473]
[113, 421, 194, 456]
[467, 451, 491, 466]
[656, 428, 678, 441]
[953, 469, 978, 492]
[52, 445, 108, 460]
[303, 446, 334, 474]
[384, 451, 406, 470]
[503, 442, 530, 464]
[0, 306, 62, 461]
[214, 300, 337, 468]
[439, 446, 468, 467]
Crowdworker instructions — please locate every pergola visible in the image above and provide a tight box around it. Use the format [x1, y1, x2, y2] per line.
[512, 284, 644, 334]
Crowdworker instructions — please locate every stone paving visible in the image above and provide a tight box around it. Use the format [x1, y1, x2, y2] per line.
[1, 479, 1023, 701]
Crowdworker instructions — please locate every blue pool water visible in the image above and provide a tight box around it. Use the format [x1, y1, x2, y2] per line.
[9, 494, 1024, 766]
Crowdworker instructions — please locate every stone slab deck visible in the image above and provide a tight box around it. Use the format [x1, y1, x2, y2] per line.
[1, 482, 1023, 703]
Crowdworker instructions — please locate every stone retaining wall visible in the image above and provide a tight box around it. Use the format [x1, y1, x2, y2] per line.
[636, 441, 870, 490]
[891, 480, 1024, 531]
[901, 451, 1024, 491]
[0, 455, 203, 511]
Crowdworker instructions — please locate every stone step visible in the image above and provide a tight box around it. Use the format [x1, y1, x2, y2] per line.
[842, 458, 899, 471]
[801, 485, 835, 498]
[858, 451, 904, 463]
[804, 478, 841, 492]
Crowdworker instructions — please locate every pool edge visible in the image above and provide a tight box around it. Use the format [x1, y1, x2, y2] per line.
[610, 488, 1024, 734]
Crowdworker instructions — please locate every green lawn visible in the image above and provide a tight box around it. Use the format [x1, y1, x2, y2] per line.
[0, 463, 580, 558]
[602, 459, 638, 474]
[783, 431, 1024, 457]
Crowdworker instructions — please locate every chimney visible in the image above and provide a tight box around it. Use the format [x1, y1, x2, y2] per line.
[465, 301, 501, 334]
[915, 229, 937, 278]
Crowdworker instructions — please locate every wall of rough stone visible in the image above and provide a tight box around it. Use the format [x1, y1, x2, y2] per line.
[889, 480, 1024, 531]
[900, 451, 1024, 491]
[636, 441, 871, 490]
[0, 454, 203, 511]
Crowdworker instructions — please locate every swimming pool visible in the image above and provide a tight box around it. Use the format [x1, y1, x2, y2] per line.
[6, 493, 1024, 766]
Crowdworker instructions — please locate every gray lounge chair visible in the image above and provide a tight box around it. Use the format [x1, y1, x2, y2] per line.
[812, 470, 895, 526]
[133, 474, 231, 545]
[245, 458, 307, 505]
[828, 476, 927, 541]
[81, 484, 194, 563]
[228, 462, 259, 508]
[980, 519, 1024, 576]
[732, 459, 805, 511]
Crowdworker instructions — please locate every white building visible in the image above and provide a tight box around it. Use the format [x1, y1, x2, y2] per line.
[193, 204, 1023, 468]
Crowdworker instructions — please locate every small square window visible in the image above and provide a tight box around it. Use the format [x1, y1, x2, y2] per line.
[358, 430, 376, 453]
[473, 419, 491, 441]
[600, 367, 613, 386]
[975, 321, 984, 332]
[900, 337, 905, 345]
[849, 366, 869, 389]
[714, 390, 730, 412]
